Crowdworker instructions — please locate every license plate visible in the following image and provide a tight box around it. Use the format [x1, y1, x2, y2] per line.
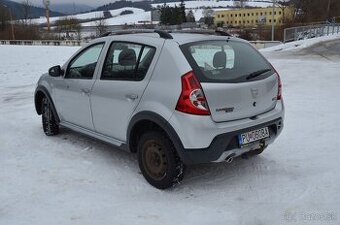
[238, 127, 270, 146]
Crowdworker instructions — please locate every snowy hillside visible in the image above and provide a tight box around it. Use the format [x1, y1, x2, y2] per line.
[31, 1, 274, 26]
[31, 7, 148, 25]
[151, 0, 273, 9]
[1, 37, 340, 225]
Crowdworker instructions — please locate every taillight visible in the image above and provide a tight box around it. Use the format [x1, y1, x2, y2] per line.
[277, 74, 282, 100]
[271, 64, 282, 100]
[176, 71, 210, 115]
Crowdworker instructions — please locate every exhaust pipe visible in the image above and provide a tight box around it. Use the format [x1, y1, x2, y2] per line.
[225, 153, 236, 163]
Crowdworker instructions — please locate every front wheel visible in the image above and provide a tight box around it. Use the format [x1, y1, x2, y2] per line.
[138, 131, 185, 189]
[41, 97, 59, 136]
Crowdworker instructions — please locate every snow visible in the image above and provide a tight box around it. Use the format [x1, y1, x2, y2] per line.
[1, 37, 340, 224]
[151, 0, 273, 9]
[81, 10, 151, 27]
[261, 33, 340, 53]
[30, 1, 275, 26]
[31, 7, 147, 25]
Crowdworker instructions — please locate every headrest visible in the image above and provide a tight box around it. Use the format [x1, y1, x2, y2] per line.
[213, 51, 227, 68]
[119, 49, 136, 66]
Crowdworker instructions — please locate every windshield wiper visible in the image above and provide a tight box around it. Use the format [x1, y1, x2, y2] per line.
[246, 69, 271, 80]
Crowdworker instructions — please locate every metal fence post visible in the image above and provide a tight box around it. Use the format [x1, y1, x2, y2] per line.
[327, 25, 330, 35]
[283, 28, 286, 43]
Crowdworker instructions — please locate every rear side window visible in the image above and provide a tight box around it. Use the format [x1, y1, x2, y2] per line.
[181, 40, 273, 83]
[101, 42, 156, 81]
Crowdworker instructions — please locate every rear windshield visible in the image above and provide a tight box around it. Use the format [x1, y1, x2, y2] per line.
[181, 40, 274, 83]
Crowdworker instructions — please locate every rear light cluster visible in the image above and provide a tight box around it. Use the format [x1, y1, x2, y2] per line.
[175, 71, 210, 115]
[272, 64, 282, 100]
[277, 73, 282, 100]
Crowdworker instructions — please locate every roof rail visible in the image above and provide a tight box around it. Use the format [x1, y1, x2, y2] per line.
[169, 29, 232, 37]
[99, 29, 232, 39]
[100, 29, 173, 39]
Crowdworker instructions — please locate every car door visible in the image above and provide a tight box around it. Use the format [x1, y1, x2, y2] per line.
[90, 38, 162, 142]
[53, 42, 105, 130]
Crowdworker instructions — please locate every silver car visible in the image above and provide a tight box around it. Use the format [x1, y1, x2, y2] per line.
[34, 30, 284, 189]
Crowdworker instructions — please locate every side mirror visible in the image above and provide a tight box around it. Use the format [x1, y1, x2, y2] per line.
[48, 65, 63, 77]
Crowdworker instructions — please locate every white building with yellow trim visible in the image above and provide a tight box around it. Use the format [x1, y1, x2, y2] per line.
[214, 7, 294, 27]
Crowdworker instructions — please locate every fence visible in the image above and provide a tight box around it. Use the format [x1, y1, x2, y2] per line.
[0, 40, 87, 46]
[283, 23, 340, 43]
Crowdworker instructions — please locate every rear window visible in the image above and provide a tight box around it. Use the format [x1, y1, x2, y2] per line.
[181, 40, 274, 83]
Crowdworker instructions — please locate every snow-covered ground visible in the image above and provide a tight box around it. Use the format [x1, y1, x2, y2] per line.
[1, 38, 340, 225]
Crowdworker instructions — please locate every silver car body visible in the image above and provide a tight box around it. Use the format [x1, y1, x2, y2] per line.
[35, 32, 284, 164]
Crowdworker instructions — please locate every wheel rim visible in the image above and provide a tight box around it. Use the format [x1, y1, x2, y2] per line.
[142, 140, 168, 181]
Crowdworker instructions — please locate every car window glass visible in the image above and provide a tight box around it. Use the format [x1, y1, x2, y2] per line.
[102, 42, 156, 81]
[182, 41, 273, 83]
[66, 43, 104, 79]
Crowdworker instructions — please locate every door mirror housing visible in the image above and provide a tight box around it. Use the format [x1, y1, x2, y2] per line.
[49, 65, 64, 77]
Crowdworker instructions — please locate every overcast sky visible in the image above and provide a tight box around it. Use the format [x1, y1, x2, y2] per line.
[12, 0, 119, 7]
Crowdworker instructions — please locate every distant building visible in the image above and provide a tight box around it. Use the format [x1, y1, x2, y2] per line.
[214, 7, 294, 27]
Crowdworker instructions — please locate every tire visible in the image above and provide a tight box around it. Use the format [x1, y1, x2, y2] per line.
[137, 131, 185, 189]
[41, 97, 59, 136]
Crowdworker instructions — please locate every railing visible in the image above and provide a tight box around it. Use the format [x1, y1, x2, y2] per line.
[283, 23, 340, 43]
[0, 40, 87, 46]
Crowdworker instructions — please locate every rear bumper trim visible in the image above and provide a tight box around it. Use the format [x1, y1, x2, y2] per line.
[179, 117, 283, 164]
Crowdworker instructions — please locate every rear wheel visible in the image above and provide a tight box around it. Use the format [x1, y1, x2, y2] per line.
[138, 131, 185, 189]
[41, 97, 59, 136]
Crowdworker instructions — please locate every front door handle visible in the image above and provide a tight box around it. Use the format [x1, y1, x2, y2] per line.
[81, 88, 91, 95]
[125, 94, 138, 101]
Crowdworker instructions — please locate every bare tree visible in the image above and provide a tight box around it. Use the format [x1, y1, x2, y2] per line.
[94, 16, 107, 37]
[21, 0, 32, 25]
[234, 0, 248, 8]
[55, 17, 82, 40]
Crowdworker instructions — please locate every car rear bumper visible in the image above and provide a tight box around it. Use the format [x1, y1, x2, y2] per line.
[168, 100, 285, 164]
[178, 118, 283, 164]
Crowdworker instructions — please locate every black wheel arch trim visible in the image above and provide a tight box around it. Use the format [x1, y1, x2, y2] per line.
[34, 85, 60, 123]
[127, 111, 187, 161]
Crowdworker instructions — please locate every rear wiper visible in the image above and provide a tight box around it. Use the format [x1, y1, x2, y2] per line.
[246, 69, 271, 80]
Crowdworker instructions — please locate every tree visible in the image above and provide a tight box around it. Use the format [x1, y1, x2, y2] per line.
[234, 0, 248, 8]
[203, 7, 214, 27]
[179, 0, 187, 23]
[21, 0, 32, 25]
[55, 18, 82, 40]
[290, 0, 340, 22]
[94, 16, 107, 37]
[0, 6, 10, 32]
[160, 3, 187, 25]
[186, 10, 195, 23]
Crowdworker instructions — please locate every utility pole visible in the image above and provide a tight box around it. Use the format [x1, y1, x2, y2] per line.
[327, 0, 331, 21]
[2, 5, 15, 40]
[43, 0, 50, 32]
[271, 0, 276, 41]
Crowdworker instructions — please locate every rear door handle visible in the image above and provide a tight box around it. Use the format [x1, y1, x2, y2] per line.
[125, 94, 138, 101]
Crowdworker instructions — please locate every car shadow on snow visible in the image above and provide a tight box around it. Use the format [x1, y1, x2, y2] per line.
[55, 127, 279, 190]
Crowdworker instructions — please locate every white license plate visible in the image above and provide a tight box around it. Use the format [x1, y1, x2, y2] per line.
[238, 127, 270, 146]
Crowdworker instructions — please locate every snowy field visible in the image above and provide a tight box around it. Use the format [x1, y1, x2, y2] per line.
[1, 37, 340, 225]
